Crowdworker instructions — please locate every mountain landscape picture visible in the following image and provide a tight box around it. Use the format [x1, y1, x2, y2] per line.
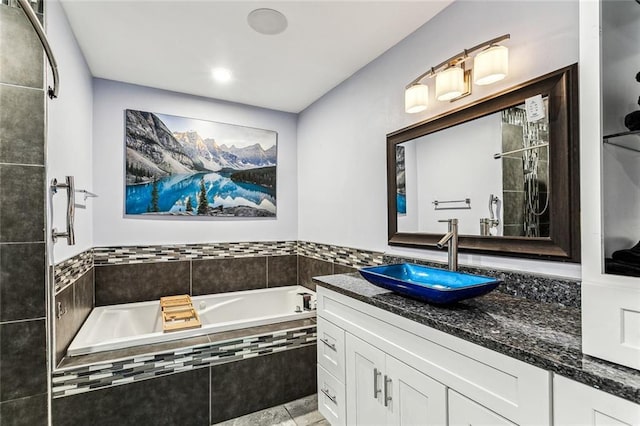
[125, 109, 277, 217]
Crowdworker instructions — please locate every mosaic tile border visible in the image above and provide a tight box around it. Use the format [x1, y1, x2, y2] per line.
[52, 325, 316, 398]
[297, 241, 384, 268]
[54, 250, 94, 293]
[92, 241, 297, 265]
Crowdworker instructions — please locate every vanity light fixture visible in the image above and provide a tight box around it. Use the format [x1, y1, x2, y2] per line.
[404, 34, 510, 113]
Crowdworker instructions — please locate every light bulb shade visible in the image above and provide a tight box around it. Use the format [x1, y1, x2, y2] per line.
[474, 45, 508, 85]
[435, 66, 465, 101]
[405, 84, 428, 113]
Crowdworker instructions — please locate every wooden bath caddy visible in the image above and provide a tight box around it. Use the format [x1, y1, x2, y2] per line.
[160, 295, 201, 332]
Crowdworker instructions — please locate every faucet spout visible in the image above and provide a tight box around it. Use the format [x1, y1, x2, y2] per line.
[437, 219, 459, 271]
[436, 231, 453, 249]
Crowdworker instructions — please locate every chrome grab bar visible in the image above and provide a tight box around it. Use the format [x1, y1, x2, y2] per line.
[51, 176, 75, 245]
[17, 0, 59, 99]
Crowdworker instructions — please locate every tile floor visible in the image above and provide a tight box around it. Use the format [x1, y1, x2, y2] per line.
[214, 394, 327, 426]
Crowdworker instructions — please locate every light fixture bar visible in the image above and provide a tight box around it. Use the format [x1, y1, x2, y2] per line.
[406, 34, 510, 88]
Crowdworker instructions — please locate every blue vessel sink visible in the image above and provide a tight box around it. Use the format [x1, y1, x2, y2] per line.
[359, 263, 501, 305]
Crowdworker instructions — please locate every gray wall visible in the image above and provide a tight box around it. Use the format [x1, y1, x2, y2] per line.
[0, 1, 48, 424]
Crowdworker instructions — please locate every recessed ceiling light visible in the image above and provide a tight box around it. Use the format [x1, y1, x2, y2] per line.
[211, 68, 232, 83]
[247, 8, 288, 35]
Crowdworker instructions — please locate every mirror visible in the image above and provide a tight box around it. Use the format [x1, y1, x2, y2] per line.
[387, 64, 580, 261]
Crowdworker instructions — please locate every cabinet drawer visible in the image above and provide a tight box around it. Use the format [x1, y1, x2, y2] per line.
[317, 316, 346, 382]
[449, 390, 516, 426]
[317, 364, 345, 426]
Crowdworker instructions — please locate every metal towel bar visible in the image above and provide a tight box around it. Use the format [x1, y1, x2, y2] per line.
[433, 198, 471, 210]
[17, 0, 59, 99]
[493, 143, 549, 159]
[51, 176, 75, 245]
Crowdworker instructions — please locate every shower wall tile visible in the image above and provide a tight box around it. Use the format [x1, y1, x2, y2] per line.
[0, 242, 45, 321]
[0, 84, 44, 165]
[52, 368, 209, 426]
[0, 5, 43, 89]
[192, 256, 267, 295]
[0, 319, 47, 401]
[0, 393, 47, 426]
[0, 164, 45, 243]
[298, 256, 333, 291]
[95, 261, 190, 305]
[502, 157, 524, 192]
[267, 255, 298, 287]
[503, 191, 525, 226]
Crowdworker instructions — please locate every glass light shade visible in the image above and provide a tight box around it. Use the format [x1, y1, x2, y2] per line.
[405, 84, 428, 113]
[435, 66, 465, 101]
[474, 45, 508, 85]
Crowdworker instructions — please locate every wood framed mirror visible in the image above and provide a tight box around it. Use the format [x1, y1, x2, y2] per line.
[387, 64, 580, 261]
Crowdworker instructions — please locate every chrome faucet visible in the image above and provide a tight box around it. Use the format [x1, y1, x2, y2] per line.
[437, 218, 459, 271]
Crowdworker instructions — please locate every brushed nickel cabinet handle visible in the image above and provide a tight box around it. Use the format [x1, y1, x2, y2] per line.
[373, 368, 382, 398]
[384, 375, 392, 407]
[321, 387, 337, 404]
[320, 338, 336, 351]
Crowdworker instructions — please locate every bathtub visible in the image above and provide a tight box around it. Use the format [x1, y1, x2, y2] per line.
[67, 285, 316, 356]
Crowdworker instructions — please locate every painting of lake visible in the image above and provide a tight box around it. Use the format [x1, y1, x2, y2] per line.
[125, 109, 277, 217]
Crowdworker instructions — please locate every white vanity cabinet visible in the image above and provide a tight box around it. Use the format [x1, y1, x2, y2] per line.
[346, 333, 447, 425]
[553, 375, 640, 425]
[316, 286, 552, 426]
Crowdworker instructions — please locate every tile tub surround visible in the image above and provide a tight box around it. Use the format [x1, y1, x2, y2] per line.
[382, 254, 581, 308]
[55, 269, 94, 365]
[314, 273, 640, 404]
[54, 250, 94, 293]
[52, 323, 317, 425]
[52, 319, 317, 397]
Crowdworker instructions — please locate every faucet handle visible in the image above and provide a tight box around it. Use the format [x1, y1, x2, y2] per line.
[438, 218, 458, 224]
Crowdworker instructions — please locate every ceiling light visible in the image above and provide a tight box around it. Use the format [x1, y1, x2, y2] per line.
[212, 68, 232, 83]
[247, 8, 288, 35]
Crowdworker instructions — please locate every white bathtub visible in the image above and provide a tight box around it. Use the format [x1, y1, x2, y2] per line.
[67, 285, 316, 356]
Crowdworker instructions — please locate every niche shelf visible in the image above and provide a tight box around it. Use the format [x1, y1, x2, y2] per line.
[603, 130, 640, 153]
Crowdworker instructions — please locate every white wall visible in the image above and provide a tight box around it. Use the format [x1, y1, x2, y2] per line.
[47, 0, 94, 263]
[92, 79, 298, 247]
[297, 0, 580, 278]
[601, 1, 640, 257]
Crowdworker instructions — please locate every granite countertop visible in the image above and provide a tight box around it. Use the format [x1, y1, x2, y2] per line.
[313, 273, 640, 404]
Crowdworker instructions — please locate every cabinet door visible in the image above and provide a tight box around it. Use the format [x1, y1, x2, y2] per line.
[346, 334, 387, 426]
[449, 390, 517, 426]
[554, 375, 640, 426]
[385, 356, 447, 426]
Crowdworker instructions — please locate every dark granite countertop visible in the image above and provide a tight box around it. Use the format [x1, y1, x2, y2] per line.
[313, 273, 640, 404]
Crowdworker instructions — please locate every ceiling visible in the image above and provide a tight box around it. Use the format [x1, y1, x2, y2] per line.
[60, 1, 452, 113]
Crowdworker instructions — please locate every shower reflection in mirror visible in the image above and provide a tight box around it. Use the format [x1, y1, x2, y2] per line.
[395, 97, 550, 238]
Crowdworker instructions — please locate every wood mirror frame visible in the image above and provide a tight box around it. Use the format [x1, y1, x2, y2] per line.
[387, 64, 580, 262]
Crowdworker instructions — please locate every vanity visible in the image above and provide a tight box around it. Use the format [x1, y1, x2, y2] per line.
[313, 273, 640, 425]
